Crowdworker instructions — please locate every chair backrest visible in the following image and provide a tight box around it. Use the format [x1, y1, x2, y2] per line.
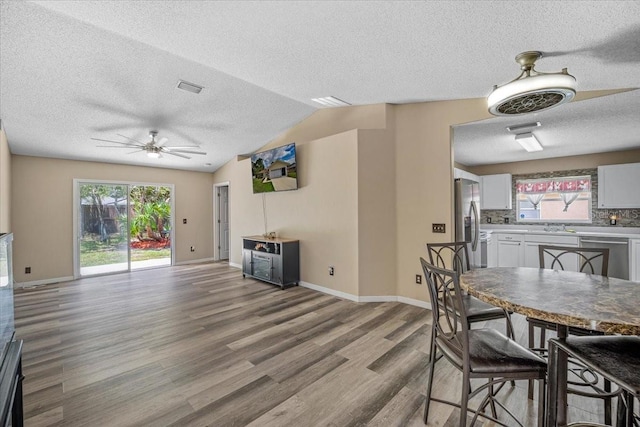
[426, 242, 471, 273]
[538, 245, 609, 276]
[420, 257, 468, 355]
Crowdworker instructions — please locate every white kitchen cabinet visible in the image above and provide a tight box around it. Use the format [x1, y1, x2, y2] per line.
[497, 233, 523, 267]
[481, 174, 512, 210]
[487, 235, 498, 268]
[597, 163, 640, 208]
[524, 234, 579, 270]
[632, 239, 640, 283]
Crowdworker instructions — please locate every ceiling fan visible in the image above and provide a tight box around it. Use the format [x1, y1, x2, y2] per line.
[91, 130, 207, 159]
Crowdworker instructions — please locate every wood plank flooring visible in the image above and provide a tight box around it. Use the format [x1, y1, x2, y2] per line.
[14, 262, 604, 426]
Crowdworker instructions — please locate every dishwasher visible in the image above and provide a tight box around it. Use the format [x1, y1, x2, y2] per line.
[579, 236, 629, 280]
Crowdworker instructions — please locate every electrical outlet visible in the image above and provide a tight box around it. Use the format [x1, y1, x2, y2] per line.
[432, 223, 446, 233]
[415, 274, 422, 284]
[329, 266, 334, 276]
[504, 217, 510, 224]
[487, 217, 492, 224]
[183, 218, 187, 224]
[25, 267, 31, 274]
[190, 246, 195, 252]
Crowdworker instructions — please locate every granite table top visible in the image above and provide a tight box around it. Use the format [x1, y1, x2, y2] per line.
[460, 267, 640, 335]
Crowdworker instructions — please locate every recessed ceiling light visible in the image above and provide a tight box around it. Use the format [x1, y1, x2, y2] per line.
[311, 96, 351, 108]
[515, 132, 543, 152]
[176, 80, 204, 94]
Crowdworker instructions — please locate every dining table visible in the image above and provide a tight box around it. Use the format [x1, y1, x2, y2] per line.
[459, 266, 640, 427]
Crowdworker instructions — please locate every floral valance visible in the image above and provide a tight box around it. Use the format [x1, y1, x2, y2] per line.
[516, 175, 590, 195]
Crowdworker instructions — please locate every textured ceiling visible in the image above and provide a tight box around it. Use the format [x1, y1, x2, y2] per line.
[1, 1, 640, 171]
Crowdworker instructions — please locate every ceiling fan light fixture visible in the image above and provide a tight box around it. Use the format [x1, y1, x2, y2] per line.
[488, 51, 576, 116]
[147, 151, 161, 159]
[515, 132, 543, 152]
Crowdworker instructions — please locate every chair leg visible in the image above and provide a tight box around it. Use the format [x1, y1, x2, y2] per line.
[505, 313, 516, 388]
[528, 322, 536, 399]
[537, 377, 546, 427]
[423, 327, 437, 424]
[489, 379, 498, 419]
[604, 378, 612, 426]
[460, 371, 471, 427]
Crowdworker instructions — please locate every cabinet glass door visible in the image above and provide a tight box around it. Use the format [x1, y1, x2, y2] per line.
[252, 254, 272, 280]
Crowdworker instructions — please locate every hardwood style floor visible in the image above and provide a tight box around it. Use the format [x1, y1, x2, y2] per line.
[14, 262, 604, 426]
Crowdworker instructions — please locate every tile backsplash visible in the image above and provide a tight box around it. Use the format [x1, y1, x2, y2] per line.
[481, 168, 640, 227]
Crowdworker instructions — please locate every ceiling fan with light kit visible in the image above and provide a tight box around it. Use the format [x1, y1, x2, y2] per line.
[91, 130, 207, 159]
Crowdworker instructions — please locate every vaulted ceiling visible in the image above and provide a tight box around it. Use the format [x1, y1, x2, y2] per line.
[1, 1, 639, 172]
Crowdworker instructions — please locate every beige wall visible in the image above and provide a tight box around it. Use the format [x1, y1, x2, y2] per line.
[213, 99, 493, 301]
[0, 129, 10, 233]
[467, 148, 640, 176]
[393, 99, 491, 302]
[357, 129, 396, 297]
[11, 155, 214, 283]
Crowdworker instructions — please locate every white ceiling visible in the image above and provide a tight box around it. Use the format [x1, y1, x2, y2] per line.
[1, 1, 639, 172]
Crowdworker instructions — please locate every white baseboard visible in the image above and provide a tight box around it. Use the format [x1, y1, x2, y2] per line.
[229, 262, 242, 269]
[15, 276, 74, 289]
[175, 257, 216, 266]
[299, 281, 429, 309]
[299, 281, 359, 302]
[397, 296, 431, 309]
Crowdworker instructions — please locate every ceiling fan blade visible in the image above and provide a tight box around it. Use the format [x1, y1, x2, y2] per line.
[91, 138, 141, 147]
[163, 145, 201, 149]
[116, 134, 146, 145]
[156, 137, 168, 147]
[164, 151, 191, 159]
[96, 145, 136, 148]
[169, 149, 207, 155]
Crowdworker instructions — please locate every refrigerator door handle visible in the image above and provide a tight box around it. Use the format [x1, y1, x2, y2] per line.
[470, 201, 479, 251]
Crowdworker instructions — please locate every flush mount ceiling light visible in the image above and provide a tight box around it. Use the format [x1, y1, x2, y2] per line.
[311, 96, 351, 108]
[488, 51, 576, 116]
[515, 132, 543, 152]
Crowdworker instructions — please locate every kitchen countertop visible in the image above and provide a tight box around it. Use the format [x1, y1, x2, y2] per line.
[482, 225, 640, 239]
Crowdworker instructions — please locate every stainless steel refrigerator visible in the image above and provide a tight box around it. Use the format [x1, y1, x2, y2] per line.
[454, 178, 481, 268]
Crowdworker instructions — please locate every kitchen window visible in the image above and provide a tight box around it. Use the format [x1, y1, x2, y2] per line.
[516, 175, 592, 223]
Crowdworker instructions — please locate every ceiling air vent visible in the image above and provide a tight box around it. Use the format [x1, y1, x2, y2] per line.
[311, 96, 351, 108]
[176, 80, 204, 94]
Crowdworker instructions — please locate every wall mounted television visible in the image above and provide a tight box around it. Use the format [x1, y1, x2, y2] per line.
[251, 142, 298, 193]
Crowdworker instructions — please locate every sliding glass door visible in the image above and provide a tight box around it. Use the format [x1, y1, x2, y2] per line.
[78, 183, 129, 275]
[129, 185, 172, 270]
[76, 181, 173, 277]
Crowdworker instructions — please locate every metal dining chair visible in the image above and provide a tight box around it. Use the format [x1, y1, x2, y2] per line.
[426, 242, 514, 340]
[528, 244, 612, 422]
[548, 335, 640, 427]
[420, 258, 547, 427]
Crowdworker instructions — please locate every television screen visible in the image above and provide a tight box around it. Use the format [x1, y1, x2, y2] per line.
[251, 143, 298, 193]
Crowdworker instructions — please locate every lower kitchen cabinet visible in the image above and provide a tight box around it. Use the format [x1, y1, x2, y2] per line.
[497, 234, 523, 267]
[632, 239, 640, 282]
[523, 234, 579, 269]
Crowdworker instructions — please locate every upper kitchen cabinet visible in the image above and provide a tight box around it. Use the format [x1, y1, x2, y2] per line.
[597, 163, 640, 208]
[481, 174, 512, 210]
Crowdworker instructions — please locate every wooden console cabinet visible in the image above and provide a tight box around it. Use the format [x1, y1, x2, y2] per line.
[242, 236, 299, 289]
